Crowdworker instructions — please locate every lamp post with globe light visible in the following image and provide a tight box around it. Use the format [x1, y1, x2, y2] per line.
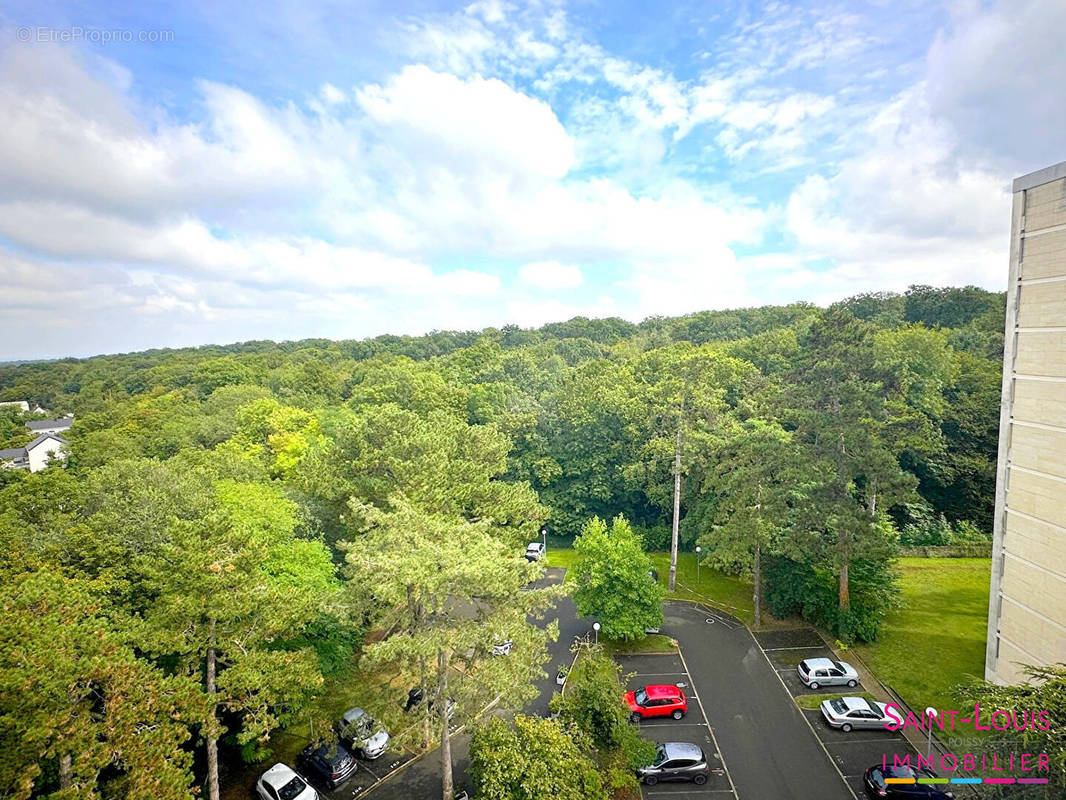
[695, 545, 702, 586]
[925, 707, 938, 759]
[593, 622, 600, 646]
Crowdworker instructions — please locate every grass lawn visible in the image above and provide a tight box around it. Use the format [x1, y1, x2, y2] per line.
[851, 557, 990, 716]
[545, 546, 755, 625]
[603, 633, 677, 655]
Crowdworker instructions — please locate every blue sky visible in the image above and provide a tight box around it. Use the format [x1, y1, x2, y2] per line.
[1, 0, 1064, 359]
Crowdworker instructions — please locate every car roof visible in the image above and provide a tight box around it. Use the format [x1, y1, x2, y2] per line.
[883, 764, 919, 778]
[262, 763, 299, 788]
[841, 697, 872, 711]
[643, 684, 682, 698]
[526, 542, 542, 548]
[307, 741, 350, 760]
[342, 707, 367, 724]
[802, 658, 835, 669]
[663, 742, 704, 760]
[802, 657, 854, 672]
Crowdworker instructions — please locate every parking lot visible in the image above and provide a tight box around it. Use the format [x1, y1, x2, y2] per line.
[754, 628, 921, 799]
[617, 651, 737, 799]
[319, 745, 419, 799]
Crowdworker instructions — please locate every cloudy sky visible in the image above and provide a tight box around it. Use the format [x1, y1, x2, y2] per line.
[1, 0, 1063, 360]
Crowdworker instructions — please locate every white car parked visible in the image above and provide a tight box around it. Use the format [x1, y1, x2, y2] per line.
[524, 542, 546, 561]
[256, 763, 318, 800]
[797, 657, 859, 689]
[820, 696, 894, 732]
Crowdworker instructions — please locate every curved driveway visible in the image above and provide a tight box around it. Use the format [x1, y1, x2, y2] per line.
[662, 601, 854, 800]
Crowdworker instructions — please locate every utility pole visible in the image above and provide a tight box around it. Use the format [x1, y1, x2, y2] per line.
[668, 399, 684, 593]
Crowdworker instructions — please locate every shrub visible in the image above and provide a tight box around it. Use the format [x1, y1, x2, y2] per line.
[766, 557, 900, 643]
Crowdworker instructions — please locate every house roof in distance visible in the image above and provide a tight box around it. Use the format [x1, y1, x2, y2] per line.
[26, 417, 73, 431]
[26, 433, 68, 451]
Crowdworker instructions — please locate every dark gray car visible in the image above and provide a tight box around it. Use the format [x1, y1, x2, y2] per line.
[637, 742, 711, 786]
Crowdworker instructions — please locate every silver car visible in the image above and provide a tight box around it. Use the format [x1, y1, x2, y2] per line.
[797, 657, 859, 689]
[337, 708, 390, 760]
[820, 696, 893, 732]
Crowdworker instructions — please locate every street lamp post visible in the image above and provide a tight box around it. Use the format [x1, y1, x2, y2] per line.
[925, 707, 938, 759]
[593, 622, 600, 646]
[542, 527, 547, 549]
[695, 545, 701, 585]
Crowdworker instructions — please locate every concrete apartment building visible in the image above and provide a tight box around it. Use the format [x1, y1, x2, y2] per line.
[985, 160, 1066, 685]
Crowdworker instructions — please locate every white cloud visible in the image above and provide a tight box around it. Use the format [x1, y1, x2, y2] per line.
[518, 261, 583, 289]
[356, 64, 575, 180]
[924, 0, 1066, 171]
[783, 84, 1011, 302]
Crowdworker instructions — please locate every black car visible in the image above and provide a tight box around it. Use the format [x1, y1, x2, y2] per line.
[637, 742, 710, 786]
[297, 741, 358, 789]
[863, 765, 954, 799]
[404, 686, 455, 720]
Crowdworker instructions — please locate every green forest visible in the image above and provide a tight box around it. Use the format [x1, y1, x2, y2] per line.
[0, 284, 1006, 799]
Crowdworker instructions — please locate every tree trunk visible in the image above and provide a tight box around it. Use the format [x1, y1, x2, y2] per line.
[438, 648, 453, 800]
[838, 560, 850, 612]
[206, 618, 220, 800]
[668, 405, 683, 593]
[753, 541, 762, 629]
[59, 753, 72, 791]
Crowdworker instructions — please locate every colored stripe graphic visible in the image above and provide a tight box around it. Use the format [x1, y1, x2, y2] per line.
[950, 778, 982, 784]
[1017, 778, 1049, 784]
[985, 778, 1015, 784]
[885, 778, 914, 784]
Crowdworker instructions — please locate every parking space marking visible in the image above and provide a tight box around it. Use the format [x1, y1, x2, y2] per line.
[828, 737, 902, 746]
[763, 645, 831, 651]
[646, 792, 735, 797]
[751, 644, 858, 800]
[675, 646, 739, 800]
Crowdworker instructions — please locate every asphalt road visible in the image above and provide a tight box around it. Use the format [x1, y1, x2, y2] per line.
[660, 601, 855, 800]
[328, 578, 902, 800]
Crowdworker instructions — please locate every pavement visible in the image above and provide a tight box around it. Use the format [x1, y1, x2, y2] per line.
[234, 569, 945, 800]
[751, 626, 922, 800]
[643, 602, 857, 800]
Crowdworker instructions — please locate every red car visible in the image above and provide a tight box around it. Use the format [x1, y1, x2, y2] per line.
[624, 684, 687, 721]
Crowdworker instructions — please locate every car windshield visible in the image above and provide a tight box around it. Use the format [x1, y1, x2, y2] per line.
[830, 699, 848, 714]
[833, 661, 848, 672]
[635, 689, 648, 705]
[889, 766, 918, 780]
[278, 777, 306, 800]
[654, 745, 667, 765]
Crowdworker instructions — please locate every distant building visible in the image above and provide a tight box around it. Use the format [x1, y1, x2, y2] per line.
[0, 400, 29, 412]
[26, 417, 73, 436]
[986, 159, 1066, 685]
[0, 433, 68, 473]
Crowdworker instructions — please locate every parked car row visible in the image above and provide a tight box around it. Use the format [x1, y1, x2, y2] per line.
[255, 707, 391, 798]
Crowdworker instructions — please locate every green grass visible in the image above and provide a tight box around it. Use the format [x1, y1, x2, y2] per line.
[793, 691, 877, 710]
[851, 557, 990, 715]
[648, 551, 755, 624]
[603, 633, 677, 655]
[545, 546, 755, 625]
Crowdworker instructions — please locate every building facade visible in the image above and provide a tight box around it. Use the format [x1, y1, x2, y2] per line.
[985, 160, 1066, 685]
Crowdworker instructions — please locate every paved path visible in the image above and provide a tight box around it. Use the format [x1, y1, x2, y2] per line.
[661, 601, 855, 800]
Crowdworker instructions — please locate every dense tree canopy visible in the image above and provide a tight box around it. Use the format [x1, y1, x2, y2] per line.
[0, 284, 1006, 796]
